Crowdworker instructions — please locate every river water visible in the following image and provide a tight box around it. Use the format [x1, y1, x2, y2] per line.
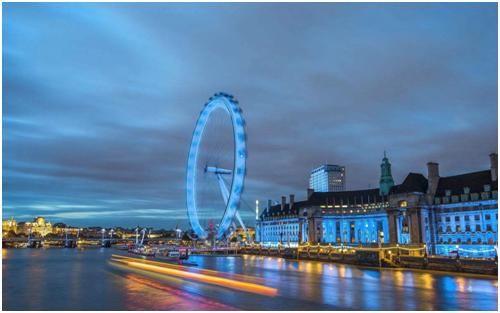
[2, 248, 498, 310]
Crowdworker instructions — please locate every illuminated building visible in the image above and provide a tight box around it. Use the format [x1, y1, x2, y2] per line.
[309, 164, 345, 192]
[52, 222, 68, 235]
[257, 153, 498, 257]
[2, 217, 17, 236]
[231, 227, 255, 243]
[21, 217, 53, 237]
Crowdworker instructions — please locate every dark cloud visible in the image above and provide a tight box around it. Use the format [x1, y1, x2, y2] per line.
[3, 3, 497, 228]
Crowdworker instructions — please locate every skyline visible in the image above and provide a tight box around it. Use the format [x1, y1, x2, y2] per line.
[3, 2, 498, 228]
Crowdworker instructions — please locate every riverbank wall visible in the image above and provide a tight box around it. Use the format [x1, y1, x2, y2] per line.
[238, 246, 498, 276]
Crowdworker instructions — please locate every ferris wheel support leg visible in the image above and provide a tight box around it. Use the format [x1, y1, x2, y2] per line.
[235, 211, 247, 232]
[235, 211, 252, 243]
[216, 174, 230, 205]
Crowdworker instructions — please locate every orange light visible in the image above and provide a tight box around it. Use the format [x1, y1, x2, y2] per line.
[110, 255, 277, 296]
[111, 254, 265, 284]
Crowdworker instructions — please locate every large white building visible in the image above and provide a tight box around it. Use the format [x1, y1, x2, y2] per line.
[309, 164, 345, 192]
[257, 153, 498, 258]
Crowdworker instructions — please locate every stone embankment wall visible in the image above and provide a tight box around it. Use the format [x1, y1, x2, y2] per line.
[240, 246, 498, 276]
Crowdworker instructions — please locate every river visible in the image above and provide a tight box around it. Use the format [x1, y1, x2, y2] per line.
[2, 248, 498, 310]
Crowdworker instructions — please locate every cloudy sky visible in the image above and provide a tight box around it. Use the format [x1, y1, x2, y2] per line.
[3, 3, 497, 229]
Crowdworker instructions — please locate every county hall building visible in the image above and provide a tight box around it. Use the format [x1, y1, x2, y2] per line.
[256, 153, 498, 257]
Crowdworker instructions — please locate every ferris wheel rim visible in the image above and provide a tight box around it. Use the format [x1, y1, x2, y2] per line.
[186, 93, 247, 240]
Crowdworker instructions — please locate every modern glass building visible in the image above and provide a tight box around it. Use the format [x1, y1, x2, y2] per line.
[257, 153, 498, 258]
[309, 164, 345, 192]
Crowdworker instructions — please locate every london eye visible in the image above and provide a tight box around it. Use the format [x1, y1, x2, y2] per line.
[186, 93, 247, 241]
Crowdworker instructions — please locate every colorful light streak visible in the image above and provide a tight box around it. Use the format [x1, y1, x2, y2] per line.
[112, 254, 265, 284]
[110, 255, 277, 296]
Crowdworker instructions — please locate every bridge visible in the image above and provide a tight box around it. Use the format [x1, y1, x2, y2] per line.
[2, 237, 184, 247]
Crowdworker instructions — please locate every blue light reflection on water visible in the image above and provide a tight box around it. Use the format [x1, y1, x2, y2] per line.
[2, 249, 498, 310]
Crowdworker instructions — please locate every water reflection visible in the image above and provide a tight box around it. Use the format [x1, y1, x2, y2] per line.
[2, 249, 498, 310]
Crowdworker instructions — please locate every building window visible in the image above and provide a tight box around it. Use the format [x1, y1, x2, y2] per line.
[446, 226, 452, 233]
[465, 215, 470, 221]
[484, 184, 491, 192]
[445, 190, 451, 196]
[485, 214, 491, 220]
[455, 216, 460, 222]
[456, 225, 461, 232]
[463, 187, 470, 194]
[486, 224, 492, 231]
[445, 216, 451, 222]
[399, 200, 408, 208]
[476, 225, 481, 232]
[465, 225, 471, 232]
[438, 226, 443, 233]
[474, 215, 480, 221]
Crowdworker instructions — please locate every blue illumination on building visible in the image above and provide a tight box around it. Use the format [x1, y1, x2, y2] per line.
[256, 153, 498, 257]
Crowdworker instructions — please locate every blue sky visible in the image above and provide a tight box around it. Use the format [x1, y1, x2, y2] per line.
[2, 3, 497, 229]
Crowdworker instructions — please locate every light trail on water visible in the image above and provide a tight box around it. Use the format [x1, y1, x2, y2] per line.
[110, 254, 278, 296]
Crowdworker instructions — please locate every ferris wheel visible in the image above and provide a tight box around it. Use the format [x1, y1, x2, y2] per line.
[186, 92, 247, 240]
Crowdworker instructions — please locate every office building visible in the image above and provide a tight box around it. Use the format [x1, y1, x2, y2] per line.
[309, 164, 345, 192]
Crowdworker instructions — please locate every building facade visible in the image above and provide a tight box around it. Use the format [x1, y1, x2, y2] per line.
[2, 217, 17, 236]
[18, 217, 53, 237]
[309, 164, 346, 192]
[257, 153, 498, 257]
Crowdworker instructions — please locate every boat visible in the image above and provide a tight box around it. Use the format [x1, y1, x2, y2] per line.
[114, 244, 131, 250]
[128, 245, 156, 257]
[153, 246, 195, 265]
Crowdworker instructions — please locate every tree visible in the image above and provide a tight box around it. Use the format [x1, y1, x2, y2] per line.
[44, 233, 60, 239]
[31, 231, 42, 238]
[5, 230, 17, 238]
[182, 233, 192, 241]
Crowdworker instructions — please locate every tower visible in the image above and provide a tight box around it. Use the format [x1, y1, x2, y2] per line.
[379, 151, 395, 196]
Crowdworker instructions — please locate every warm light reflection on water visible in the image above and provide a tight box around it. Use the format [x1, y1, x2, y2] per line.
[121, 273, 235, 310]
[110, 255, 277, 296]
[2, 249, 498, 310]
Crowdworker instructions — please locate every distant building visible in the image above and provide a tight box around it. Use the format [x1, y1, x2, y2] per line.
[2, 217, 17, 236]
[19, 217, 53, 237]
[230, 227, 255, 243]
[257, 153, 498, 258]
[309, 164, 345, 192]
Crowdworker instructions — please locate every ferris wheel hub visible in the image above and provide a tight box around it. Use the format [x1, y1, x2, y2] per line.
[205, 166, 232, 175]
